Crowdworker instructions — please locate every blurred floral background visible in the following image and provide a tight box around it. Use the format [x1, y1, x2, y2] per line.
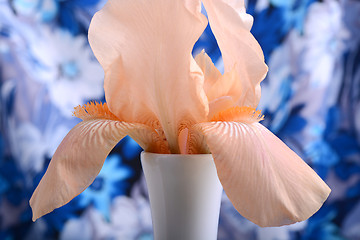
[0, 0, 359, 239]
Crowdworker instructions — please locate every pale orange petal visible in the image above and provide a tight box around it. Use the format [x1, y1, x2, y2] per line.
[195, 50, 222, 99]
[194, 121, 331, 227]
[89, 0, 209, 153]
[195, 51, 242, 103]
[187, 128, 211, 154]
[208, 96, 235, 120]
[30, 116, 165, 221]
[72, 102, 168, 153]
[202, 0, 268, 107]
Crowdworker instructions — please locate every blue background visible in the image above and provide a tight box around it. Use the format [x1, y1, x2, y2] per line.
[1, 0, 360, 239]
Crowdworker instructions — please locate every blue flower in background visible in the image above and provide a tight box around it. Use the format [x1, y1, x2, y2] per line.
[258, 41, 296, 136]
[18, 159, 82, 238]
[347, 179, 360, 199]
[0, 174, 9, 196]
[247, 0, 288, 61]
[77, 154, 133, 219]
[269, 0, 315, 33]
[312, 106, 360, 180]
[120, 136, 142, 161]
[278, 111, 307, 137]
[0, 78, 16, 119]
[192, 4, 222, 66]
[329, 134, 359, 160]
[302, 205, 345, 240]
[10, 0, 102, 35]
[0, 133, 4, 164]
[305, 140, 339, 178]
[193, 24, 222, 68]
[334, 162, 360, 182]
[1, 0, 360, 239]
[0, 157, 37, 239]
[57, 0, 103, 35]
[42, 202, 81, 235]
[0, 157, 29, 206]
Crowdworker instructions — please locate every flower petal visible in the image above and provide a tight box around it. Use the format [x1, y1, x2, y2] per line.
[195, 50, 222, 99]
[30, 119, 162, 221]
[195, 51, 242, 103]
[89, 0, 208, 153]
[194, 121, 331, 227]
[208, 96, 235, 120]
[202, 0, 268, 107]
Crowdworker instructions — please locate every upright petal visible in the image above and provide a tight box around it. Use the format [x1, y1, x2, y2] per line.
[89, 0, 208, 153]
[195, 51, 242, 103]
[195, 50, 222, 98]
[30, 104, 165, 221]
[202, 0, 268, 107]
[194, 121, 331, 227]
[208, 96, 235, 120]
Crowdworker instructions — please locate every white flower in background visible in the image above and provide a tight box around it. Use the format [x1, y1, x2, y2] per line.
[260, 0, 350, 139]
[60, 207, 103, 240]
[1, 79, 71, 175]
[258, 30, 303, 112]
[12, 0, 58, 22]
[219, 191, 307, 240]
[8, 120, 69, 175]
[256, 221, 307, 240]
[218, 194, 258, 240]
[60, 187, 153, 240]
[9, 122, 48, 174]
[302, 0, 349, 89]
[255, 0, 269, 12]
[28, 27, 104, 117]
[258, 30, 307, 137]
[290, 0, 350, 140]
[109, 196, 153, 239]
[107, 178, 153, 239]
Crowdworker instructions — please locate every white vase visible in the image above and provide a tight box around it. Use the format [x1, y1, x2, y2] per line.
[141, 152, 223, 240]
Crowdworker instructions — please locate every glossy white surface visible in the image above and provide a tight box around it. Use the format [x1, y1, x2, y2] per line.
[141, 152, 223, 240]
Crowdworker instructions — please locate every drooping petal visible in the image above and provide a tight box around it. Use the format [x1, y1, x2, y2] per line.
[195, 51, 242, 103]
[73, 102, 168, 153]
[188, 106, 262, 154]
[30, 104, 166, 221]
[193, 121, 331, 227]
[202, 0, 268, 107]
[89, 0, 209, 153]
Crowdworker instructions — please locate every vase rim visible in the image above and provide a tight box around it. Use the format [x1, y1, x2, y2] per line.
[141, 151, 212, 157]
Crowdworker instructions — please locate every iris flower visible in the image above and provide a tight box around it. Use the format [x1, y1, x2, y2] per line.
[30, 0, 330, 227]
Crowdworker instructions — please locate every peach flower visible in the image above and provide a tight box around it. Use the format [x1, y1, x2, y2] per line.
[30, 0, 330, 227]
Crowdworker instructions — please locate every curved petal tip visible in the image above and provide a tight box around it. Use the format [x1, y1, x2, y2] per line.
[195, 121, 331, 227]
